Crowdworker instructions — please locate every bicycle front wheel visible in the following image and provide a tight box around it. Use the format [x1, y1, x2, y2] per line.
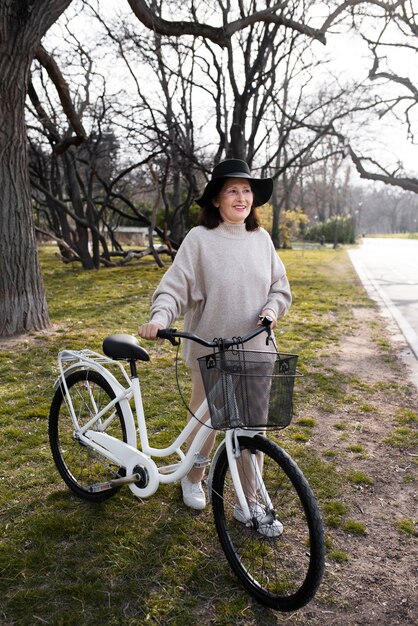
[211, 435, 325, 611]
[49, 369, 127, 502]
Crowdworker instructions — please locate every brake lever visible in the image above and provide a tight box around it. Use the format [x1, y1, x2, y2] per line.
[156, 328, 180, 346]
[258, 315, 273, 345]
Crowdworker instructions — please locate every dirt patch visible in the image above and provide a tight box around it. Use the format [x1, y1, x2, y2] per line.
[284, 305, 418, 626]
[0, 323, 66, 350]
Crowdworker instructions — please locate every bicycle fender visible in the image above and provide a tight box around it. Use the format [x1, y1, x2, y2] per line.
[207, 430, 260, 504]
[207, 439, 225, 504]
[54, 363, 137, 448]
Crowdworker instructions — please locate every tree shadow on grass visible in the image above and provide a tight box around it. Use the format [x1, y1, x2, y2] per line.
[1, 487, 286, 625]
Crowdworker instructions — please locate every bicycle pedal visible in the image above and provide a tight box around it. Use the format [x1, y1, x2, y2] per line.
[88, 481, 113, 493]
[193, 454, 210, 469]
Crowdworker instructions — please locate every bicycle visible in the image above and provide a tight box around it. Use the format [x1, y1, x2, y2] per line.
[49, 319, 325, 612]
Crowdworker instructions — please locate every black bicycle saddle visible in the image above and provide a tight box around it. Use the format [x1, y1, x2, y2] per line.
[103, 334, 150, 361]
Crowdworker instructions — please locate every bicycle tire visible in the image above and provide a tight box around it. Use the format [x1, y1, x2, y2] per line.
[211, 435, 325, 611]
[49, 369, 127, 502]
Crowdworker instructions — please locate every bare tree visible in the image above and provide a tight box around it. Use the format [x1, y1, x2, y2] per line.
[27, 31, 172, 269]
[117, 18, 200, 244]
[339, 1, 418, 193]
[359, 186, 418, 233]
[89, 0, 340, 245]
[1, 0, 385, 336]
[28, 41, 104, 269]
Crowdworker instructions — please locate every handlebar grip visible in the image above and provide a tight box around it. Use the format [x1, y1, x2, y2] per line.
[259, 315, 273, 327]
[156, 328, 180, 346]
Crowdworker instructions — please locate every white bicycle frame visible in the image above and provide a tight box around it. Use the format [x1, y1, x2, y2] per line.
[56, 348, 270, 520]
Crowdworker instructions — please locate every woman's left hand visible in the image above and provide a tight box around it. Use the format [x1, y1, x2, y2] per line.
[258, 309, 277, 329]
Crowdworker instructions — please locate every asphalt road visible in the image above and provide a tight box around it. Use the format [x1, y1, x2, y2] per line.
[348, 237, 418, 362]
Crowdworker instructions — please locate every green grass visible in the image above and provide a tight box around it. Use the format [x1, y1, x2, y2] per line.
[347, 470, 374, 486]
[385, 427, 418, 450]
[342, 519, 367, 535]
[384, 408, 418, 450]
[358, 403, 376, 413]
[395, 408, 418, 425]
[327, 549, 350, 562]
[0, 244, 415, 624]
[367, 233, 418, 239]
[395, 518, 417, 536]
[296, 417, 317, 428]
[323, 500, 348, 528]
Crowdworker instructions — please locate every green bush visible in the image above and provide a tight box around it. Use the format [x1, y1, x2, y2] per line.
[305, 215, 356, 245]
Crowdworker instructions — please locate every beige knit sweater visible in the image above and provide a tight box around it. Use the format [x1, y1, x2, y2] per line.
[150, 222, 292, 369]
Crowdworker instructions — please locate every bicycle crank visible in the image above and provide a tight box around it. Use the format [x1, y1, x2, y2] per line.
[109, 471, 145, 487]
[85, 430, 160, 497]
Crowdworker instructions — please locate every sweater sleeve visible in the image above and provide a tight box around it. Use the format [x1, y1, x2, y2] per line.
[149, 229, 202, 328]
[263, 238, 292, 319]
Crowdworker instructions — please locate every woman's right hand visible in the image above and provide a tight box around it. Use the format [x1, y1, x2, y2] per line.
[139, 321, 164, 340]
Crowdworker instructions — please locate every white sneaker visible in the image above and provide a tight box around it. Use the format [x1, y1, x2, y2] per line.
[181, 476, 206, 510]
[234, 502, 283, 537]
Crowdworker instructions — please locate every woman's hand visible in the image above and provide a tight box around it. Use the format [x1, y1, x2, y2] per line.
[259, 309, 277, 329]
[139, 321, 164, 340]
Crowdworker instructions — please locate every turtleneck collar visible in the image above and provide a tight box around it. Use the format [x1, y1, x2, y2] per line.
[215, 221, 254, 239]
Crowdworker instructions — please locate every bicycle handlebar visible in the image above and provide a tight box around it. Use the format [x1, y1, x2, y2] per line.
[157, 316, 273, 348]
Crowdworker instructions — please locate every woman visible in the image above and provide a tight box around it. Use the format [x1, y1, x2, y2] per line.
[139, 159, 291, 512]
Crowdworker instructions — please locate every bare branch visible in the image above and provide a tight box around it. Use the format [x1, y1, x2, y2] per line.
[368, 49, 418, 100]
[27, 80, 60, 144]
[126, 0, 327, 45]
[34, 44, 87, 153]
[348, 144, 418, 193]
[34, 225, 82, 261]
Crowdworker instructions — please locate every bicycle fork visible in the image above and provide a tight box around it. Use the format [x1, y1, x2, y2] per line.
[225, 431, 274, 522]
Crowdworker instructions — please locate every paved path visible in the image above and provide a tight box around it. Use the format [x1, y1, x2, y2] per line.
[348, 238, 418, 370]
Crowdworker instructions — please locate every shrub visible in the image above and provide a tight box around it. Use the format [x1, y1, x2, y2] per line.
[304, 215, 356, 245]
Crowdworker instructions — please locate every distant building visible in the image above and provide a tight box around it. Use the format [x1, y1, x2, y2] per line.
[112, 226, 149, 246]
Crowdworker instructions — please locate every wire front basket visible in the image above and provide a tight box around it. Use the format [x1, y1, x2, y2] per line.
[198, 349, 299, 430]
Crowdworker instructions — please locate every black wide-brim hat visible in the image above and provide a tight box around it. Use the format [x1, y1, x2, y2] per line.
[196, 159, 273, 208]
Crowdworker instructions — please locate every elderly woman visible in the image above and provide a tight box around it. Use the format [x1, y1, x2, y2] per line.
[139, 159, 291, 512]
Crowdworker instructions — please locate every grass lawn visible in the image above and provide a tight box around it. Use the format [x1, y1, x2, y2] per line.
[0, 245, 414, 625]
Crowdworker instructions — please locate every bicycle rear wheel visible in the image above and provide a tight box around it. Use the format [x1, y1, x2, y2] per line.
[211, 435, 324, 611]
[49, 369, 127, 502]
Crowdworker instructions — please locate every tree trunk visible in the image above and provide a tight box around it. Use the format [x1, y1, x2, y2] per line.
[271, 193, 281, 249]
[170, 168, 185, 243]
[0, 57, 50, 335]
[62, 150, 95, 269]
[0, 0, 72, 336]
[228, 113, 246, 160]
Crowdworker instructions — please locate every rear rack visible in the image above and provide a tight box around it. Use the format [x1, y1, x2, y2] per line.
[58, 349, 132, 387]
